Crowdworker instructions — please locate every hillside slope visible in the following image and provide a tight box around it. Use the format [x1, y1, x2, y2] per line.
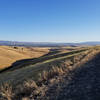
[0, 46, 49, 70]
[0, 46, 100, 100]
[43, 51, 100, 100]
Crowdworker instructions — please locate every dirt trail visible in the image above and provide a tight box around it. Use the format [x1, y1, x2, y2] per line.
[44, 53, 100, 100]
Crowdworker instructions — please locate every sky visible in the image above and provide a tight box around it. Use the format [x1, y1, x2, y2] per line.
[0, 0, 100, 43]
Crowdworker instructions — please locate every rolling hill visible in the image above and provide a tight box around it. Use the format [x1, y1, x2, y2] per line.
[0, 46, 49, 70]
[0, 46, 100, 100]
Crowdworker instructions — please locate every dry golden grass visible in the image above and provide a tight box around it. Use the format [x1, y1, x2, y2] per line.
[0, 47, 99, 100]
[0, 47, 88, 86]
[0, 46, 49, 70]
[0, 83, 14, 100]
[0, 46, 100, 100]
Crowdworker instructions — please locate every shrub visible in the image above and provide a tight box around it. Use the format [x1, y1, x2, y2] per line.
[13, 46, 18, 49]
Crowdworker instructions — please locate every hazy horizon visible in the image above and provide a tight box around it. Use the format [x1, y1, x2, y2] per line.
[0, 40, 100, 44]
[0, 0, 100, 42]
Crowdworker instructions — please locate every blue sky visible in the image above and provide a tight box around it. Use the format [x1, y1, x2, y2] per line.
[0, 0, 100, 42]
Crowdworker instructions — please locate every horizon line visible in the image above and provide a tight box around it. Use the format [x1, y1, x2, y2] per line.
[0, 40, 100, 44]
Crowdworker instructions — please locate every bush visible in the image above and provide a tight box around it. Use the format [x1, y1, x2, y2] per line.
[13, 46, 18, 49]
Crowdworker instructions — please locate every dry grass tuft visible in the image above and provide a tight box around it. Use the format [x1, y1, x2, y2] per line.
[0, 83, 14, 100]
[40, 66, 64, 82]
[24, 79, 38, 89]
[22, 97, 30, 100]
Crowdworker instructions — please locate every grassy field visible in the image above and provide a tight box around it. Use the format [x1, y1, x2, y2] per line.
[0, 46, 100, 100]
[0, 46, 94, 85]
[0, 46, 49, 70]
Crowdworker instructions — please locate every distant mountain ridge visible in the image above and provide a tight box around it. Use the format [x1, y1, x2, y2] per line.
[0, 40, 100, 47]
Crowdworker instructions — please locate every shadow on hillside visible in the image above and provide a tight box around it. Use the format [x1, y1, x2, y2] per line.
[0, 48, 86, 73]
[47, 53, 100, 100]
[0, 49, 60, 73]
[43, 48, 60, 56]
